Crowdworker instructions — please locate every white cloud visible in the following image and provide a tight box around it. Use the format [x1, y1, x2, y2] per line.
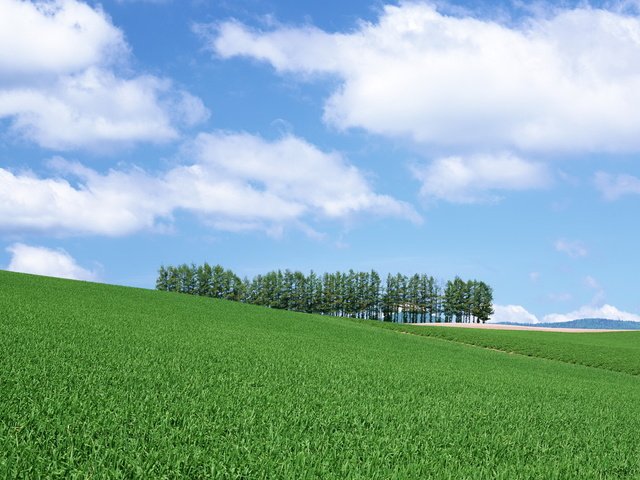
[529, 271, 540, 282]
[543, 304, 640, 323]
[0, 0, 208, 150]
[0, 133, 419, 236]
[490, 304, 539, 324]
[6, 243, 98, 281]
[208, 4, 640, 153]
[169, 91, 210, 128]
[412, 153, 550, 203]
[0, 68, 197, 150]
[0, 0, 126, 78]
[555, 239, 588, 258]
[594, 172, 640, 200]
[491, 303, 640, 324]
[0, 161, 168, 236]
[583, 275, 606, 305]
[186, 132, 421, 222]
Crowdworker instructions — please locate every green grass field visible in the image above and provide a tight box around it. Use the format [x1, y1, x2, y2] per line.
[1, 270, 639, 479]
[365, 321, 640, 376]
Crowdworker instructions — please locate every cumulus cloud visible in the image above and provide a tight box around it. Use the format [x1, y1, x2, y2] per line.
[555, 239, 588, 258]
[0, 161, 167, 236]
[0, 133, 419, 236]
[6, 243, 98, 281]
[186, 132, 420, 221]
[594, 172, 640, 200]
[0, 0, 126, 78]
[412, 153, 550, 203]
[490, 304, 539, 324]
[542, 304, 640, 323]
[491, 302, 640, 324]
[206, 3, 640, 153]
[0, 68, 206, 150]
[0, 0, 207, 150]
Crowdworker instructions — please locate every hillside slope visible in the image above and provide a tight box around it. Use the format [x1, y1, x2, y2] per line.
[1, 270, 639, 479]
[371, 321, 640, 376]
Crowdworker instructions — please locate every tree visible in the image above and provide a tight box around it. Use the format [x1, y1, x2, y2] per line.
[320, 272, 332, 315]
[423, 276, 439, 323]
[443, 278, 467, 323]
[367, 270, 381, 320]
[472, 281, 494, 323]
[407, 274, 421, 323]
[197, 263, 213, 297]
[306, 270, 322, 314]
[291, 270, 307, 312]
[156, 266, 169, 291]
[155, 262, 493, 325]
[334, 272, 345, 317]
[211, 265, 226, 298]
[262, 271, 280, 308]
[166, 266, 180, 292]
[398, 273, 409, 323]
[176, 264, 196, 294]
[382, 274, 395, 322]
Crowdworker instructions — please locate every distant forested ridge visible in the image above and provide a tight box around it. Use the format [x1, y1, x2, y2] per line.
[156, 264, 494, 323]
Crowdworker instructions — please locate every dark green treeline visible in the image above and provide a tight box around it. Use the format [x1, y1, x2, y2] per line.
[156, 264, 494, 323]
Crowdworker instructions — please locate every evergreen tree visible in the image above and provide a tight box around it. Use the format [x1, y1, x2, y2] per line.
[156, 265, 169, 291]
[334, 272, 345, 317]
[395, 273, 407, 323]
[211, 265, 225, 298]
[291, 270, 306, 312]
[382, 274, 394, 322]
[320, 272, 332, 315]
[196, 263, 213, 297]
[166, 266, 180, 292]
[240, 277, 251, 303]
[368, 270, 381, 320]
[443, 279, 455, 323]
[176, 264, 196, 294]
[472, 281, 494, 323]
[407, 274, 421, 323]
[263, 271, 280, 308]
[155, 262, 493, 325]
[306, 270, 322, 314]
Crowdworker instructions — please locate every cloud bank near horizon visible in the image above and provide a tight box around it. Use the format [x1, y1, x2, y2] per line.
[491, 303, 640, 324]
[6, 243, 98, 281]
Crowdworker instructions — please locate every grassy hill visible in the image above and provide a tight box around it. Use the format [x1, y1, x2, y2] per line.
[371, 321, 640, 376]
[1, 270, 639, 479]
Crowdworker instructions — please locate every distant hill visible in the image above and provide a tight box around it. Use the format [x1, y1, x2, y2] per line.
[498, 318, 640, 330]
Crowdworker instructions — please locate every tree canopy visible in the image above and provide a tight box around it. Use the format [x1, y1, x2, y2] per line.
[157, 264, 494, 323]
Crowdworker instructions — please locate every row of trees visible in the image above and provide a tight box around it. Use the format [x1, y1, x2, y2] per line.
[156, 264, 494, 323]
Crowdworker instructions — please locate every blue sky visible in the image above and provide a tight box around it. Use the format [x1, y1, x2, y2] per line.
[2, 0, 640, 323]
